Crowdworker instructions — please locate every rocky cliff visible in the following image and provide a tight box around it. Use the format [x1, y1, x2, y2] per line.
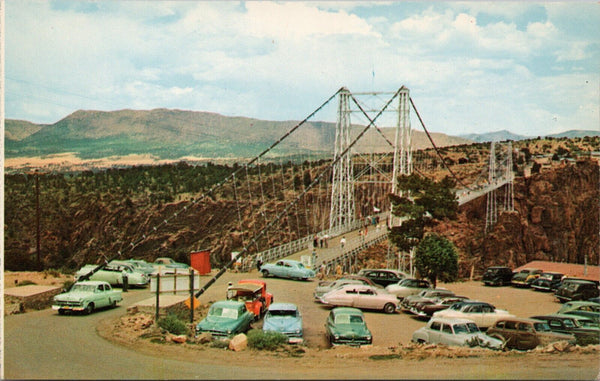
[432, 158, 599, 276]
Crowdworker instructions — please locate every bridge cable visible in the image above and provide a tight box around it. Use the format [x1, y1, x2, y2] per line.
[194, 87, 397, 298]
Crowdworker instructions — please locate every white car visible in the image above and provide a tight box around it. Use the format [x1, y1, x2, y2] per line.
[385, 278, 432, 300]
[433, 301, 515, 330]
[320, 284, 398, 314]
[412, 317, 503, 349]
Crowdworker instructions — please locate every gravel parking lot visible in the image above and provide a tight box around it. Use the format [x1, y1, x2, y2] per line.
[196, 270, 565, 349]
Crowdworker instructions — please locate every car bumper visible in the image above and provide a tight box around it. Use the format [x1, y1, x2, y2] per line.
[52, 305, 85, 311]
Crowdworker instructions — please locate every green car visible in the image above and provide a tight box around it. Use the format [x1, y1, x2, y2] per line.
[52, 281, 123, 315]
[195, 300, 254, 339]
[325, 307, 372, 346]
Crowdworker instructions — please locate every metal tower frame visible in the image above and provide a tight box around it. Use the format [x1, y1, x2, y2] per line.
[329, 88, 355, 233]
[485, 141, 497, 233]
[503, 141, 515, 212]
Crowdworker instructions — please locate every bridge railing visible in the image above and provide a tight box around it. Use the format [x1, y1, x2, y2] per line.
[239, 212, 388, 272]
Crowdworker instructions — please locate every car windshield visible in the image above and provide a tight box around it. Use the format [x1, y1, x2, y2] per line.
[540, 274, 554, 280]
[453, 322, 480, 334]
[335, 314, 364, 324]
[267, 309, 297, 318]
[534, 322, 551, 332]
[70, 284, 96, 292]
[296, 262, 306, 268]
[209, 307, 239, 319]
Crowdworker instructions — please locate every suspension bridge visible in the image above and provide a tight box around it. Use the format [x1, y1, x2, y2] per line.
[79, 86, 515, 298]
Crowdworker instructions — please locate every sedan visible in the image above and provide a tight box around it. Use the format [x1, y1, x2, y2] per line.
[401, 289, 456, 312]
[385, 278, 432, 300]
[412, 317, 503, 349]
[260, 259, 315, 281]
[487, 318, 575, 350]
[356, 269, 408, 287]
[325, 307, 372, 346]
[319, 284, 398, 314]
[410, 296, 470, 318]
[531, 314, 599, 345]
[314, 278, 369, 300]
[195, 300, 254, 339]
[433, 301, 515, 330]
[530, 272, 564, 292]
[75, 263, 149, 287]
[263, 303, 303, 344]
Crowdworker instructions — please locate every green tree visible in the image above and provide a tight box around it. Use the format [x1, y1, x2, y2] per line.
[414, 233, 459, 288]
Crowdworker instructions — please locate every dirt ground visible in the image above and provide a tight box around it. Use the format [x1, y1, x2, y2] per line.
[94, 269, 599, 378]
[4, 270, 73, 289]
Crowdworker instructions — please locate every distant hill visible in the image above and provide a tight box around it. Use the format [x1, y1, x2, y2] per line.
[5, 109, 471, 160]
[460, 129, 600, 143]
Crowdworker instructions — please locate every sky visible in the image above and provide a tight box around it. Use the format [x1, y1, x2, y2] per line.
[4, 1, 599, 137]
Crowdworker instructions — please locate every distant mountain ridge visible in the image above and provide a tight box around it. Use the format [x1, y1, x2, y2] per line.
[460, 129, 600, 143]
[5, 108, 472, 160]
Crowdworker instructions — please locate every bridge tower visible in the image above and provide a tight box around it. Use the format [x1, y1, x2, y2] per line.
[329, 88, 355, 234]
[485, 141, 497, 233]
[390, 87, 412, 226]
[503, 141, 515, 212]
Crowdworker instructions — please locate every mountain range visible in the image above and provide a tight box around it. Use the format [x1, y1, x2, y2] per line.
[459, 129, 600, 143]
[5, 109, 599, 161]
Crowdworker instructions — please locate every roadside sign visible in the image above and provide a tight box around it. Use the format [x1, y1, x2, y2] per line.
[184, 296, 200, 310]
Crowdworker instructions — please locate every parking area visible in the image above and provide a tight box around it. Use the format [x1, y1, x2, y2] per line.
[195, 270, 565, 349]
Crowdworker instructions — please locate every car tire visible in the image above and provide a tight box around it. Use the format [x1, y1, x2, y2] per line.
[58, 309, 66, 315]
[383, 303, 396, 314]
[111, 299, 118, 309]
[262, 270, 270, 278]
[84, 303, 94, 315]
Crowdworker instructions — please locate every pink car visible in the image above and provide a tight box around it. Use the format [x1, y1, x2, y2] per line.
[319, 284, 398, 314]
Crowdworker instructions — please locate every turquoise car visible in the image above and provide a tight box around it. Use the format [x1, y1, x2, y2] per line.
[195, 300, 254, 339]
[52, 281, 122, 315]
[325, 307, 372, 346]
[260, 259, 315, 281]
[262, 303, 303, 343]
[75, 262, 149, 287]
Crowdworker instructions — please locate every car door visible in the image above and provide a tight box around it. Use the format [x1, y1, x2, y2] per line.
[357, 288, 379, 309]
[516, 322, 537, 350]
[439, 323, 455, 345]
[94, 284, 110, 308]
[428, 321, 442, 343]
[273, 261, 286, 277]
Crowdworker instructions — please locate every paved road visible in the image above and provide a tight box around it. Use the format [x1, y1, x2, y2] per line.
[5, 275, 600, 379]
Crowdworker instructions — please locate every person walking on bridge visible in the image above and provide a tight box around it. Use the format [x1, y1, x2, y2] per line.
[340, 236, 346, 249]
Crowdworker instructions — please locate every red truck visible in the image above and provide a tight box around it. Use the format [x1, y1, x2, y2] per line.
[227, 279, 273, 319]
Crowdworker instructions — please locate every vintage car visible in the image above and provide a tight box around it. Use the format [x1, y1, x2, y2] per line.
[531, 314, 600, 345]
[482, 266, 514, 287]
[356, 269, 408, 287]
[195, 300, 254, 338]
[124, 259, 157, 275]
[557, 301, 600, 323]
[262, 303, 303, 344]
[385, 278, 432, 300]
[401, 288, 456, 312]
[319, 284, 398, 314]
[314, 277, 374, 300]
[52, 281, 122, 315]
[75, 262, 149, 287]
[410, 296, 470, 318]
[227, 279, 273, 319]
[325, 307, 372, 346]
[412, 317, 503, 349]
[260, 259, 315, 281]
[432, 301, 515, 330]
[153, 257, 190, 271]
[511, 268, 542, 287]
[487, 318, 576, 350]
[555, 280, 600, 303]
[530, 272, 564, 292]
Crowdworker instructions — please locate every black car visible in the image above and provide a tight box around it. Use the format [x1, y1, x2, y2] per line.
[531, 272, 564, 292]
[555, 280, 600, 303]
[357, 269, 408, 287]
[531, 314, 600, 345]
[482, 266, 514, 287]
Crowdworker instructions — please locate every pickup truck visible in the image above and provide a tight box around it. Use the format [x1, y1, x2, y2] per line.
[52, 281, 123, 315]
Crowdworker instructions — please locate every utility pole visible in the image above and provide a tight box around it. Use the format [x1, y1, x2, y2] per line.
[35, 171, 42, 270]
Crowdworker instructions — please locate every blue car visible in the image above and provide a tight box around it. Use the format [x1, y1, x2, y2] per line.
[262, 303, 303, 344]
[260, 259, 315, 281]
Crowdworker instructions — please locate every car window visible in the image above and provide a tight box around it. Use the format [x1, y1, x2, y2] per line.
[495, 321, 505, 329]
[549, 320, 562, 328]
[563, 319, 576, 328]
[517, 323, 533, 332]
[453, 324, 468, 334]
[345, 289, 358, 294]
[534, 322, 551, 332]
[276, 261, 284, 266]
[505, 321, 517, 330]
[481, 305, 493, 313]
[442, 324, 453, 334]
[466, 322, 480, 333]
[359, 289, 374, 295]
[430, 321, 441, 331]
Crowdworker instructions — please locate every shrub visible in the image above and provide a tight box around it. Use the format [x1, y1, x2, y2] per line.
[43, 269, 62, 278]
[158, 313, 189, 335]
[246, 329, 288, 350]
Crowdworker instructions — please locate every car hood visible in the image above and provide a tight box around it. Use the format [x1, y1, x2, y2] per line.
[196, 317, 242, 332]
[54, 291, 91, 302]
[263, 317, 302, 332]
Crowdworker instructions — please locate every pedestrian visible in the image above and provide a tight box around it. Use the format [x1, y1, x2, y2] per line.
[319, 237, 324, 248]
[256, 254, 263, 271]
[340, 236, 346, 249]
[311, 248, 318, 269]
[226, 282, 234, 299]
[313, 235, 319, 248]
[324, 234, 329, 248]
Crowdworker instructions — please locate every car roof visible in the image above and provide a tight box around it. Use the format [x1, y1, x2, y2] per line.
[211, 300, 246, 308]
[268, 302, 298, 311]
[563, 301, 600, 306]
[429, 317, 476, 325]
[496, 317, 543, 324]
[336, 284, 377, 291]
[332, 307, 364, 315]
[74, 280, 109, 286]
[532, 313, 589, 321]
